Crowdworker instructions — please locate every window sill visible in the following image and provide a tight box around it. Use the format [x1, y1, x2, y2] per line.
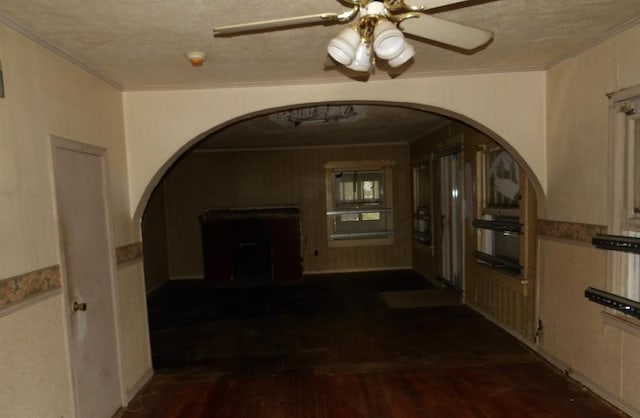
[602, 310, 640, 337]
[473, 261, 528, 294]
[472, 250, 522, 276]
[328, 236, 394, 248]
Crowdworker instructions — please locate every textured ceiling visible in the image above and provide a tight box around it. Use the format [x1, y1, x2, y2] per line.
[2, 1, 639, 150]
[196, 104, 451, 150]
[1, 0, 640, 90]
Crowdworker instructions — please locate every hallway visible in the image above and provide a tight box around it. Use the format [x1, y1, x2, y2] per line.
[116, 271, 626, 418]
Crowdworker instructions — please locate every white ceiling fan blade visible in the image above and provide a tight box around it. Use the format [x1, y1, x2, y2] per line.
[213, 13, 343, 35]
[400, 15, 493, 50]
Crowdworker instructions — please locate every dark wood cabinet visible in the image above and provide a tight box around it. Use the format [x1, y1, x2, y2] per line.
[199, 207, 302, 282]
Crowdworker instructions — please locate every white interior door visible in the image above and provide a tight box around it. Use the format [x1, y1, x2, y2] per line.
[438, 150, 464, 292]
[52, 138, 123, 418]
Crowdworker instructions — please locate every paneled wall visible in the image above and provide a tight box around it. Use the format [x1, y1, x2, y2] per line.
[150, 144, 412, 278]
[411, 121, 538, 340]
[467, 167, 538, 340]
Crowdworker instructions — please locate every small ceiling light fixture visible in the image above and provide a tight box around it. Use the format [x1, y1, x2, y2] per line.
[185, 51, 206, 67]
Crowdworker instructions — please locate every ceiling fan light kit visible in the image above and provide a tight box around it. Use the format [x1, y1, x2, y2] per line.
[388, 42, 415, 68]
[347, 40, 374, 72]
[328, 1, 415, 72]
[373, 20, 406, 60]
[327, 26, 362, 65]
[213, 0, 494, 76]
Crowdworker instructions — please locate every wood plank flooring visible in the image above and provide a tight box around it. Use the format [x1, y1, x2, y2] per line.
[115, 270, 627, 418]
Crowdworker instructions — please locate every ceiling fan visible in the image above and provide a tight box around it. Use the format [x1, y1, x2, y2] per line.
[212, 0, 494, 74]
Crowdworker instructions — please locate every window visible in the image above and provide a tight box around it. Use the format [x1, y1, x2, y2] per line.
[474, 145, 522, 275]
[413, 162, 433, 245]
[482, 146, 521, 216]
[608, 87, 640, 303]
[325, 160, 394, 246]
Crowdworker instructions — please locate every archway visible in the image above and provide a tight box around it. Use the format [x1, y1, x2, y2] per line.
[136, 101, 544, 410]
[133, 100, 544, 226]
[125, 73, 547, 224]
[140, 101, 540, 337]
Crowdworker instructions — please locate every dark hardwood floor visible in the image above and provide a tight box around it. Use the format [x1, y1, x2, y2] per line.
[115, 270, 627, 418]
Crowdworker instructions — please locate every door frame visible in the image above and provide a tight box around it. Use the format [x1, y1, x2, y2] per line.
[435, 145, 466, 295]
[50, 135, 126, 414]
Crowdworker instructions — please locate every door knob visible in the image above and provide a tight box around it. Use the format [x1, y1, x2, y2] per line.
[73, 301, 87, 312]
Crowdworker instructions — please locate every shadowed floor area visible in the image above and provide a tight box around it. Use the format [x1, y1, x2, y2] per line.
[115, 270, 627, 418]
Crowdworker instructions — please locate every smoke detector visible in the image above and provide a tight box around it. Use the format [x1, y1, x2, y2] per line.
[185, 51, 206, 67]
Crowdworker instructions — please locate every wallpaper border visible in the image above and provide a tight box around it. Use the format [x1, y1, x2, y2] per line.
[0, 265, 62, 312]
[116, 242, 143, 266]
[537, 219, 607, 243]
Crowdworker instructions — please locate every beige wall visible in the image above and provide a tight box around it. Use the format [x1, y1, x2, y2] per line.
[123, 71, 547, 221]
[0, 23, 150, 417]
[142, 182, 170, 291]
[157, 144, 411, 277]
[4, 8, 640, 417]
[540, 23, 640, 414]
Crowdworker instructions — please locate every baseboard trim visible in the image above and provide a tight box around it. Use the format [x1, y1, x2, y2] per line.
[466, 302, 535, 348]
[538, 350, 640, 418]
[126, 367, 154, 403]
[568, 369, 640, 418]
[467, 303, 639, 418]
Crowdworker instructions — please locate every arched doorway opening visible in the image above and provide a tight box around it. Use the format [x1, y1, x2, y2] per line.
[139, 101, 540, 373]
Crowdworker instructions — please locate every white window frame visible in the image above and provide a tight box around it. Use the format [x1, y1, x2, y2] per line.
[324, 160, 394, 247]
[474, 144, 523, 276]
[413, 161, 434, 246]
[607, 85, 640, 305]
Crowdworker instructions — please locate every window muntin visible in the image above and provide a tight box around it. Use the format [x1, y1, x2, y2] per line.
[325, 161, 394, 245]
[334, 170, 384, 207]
